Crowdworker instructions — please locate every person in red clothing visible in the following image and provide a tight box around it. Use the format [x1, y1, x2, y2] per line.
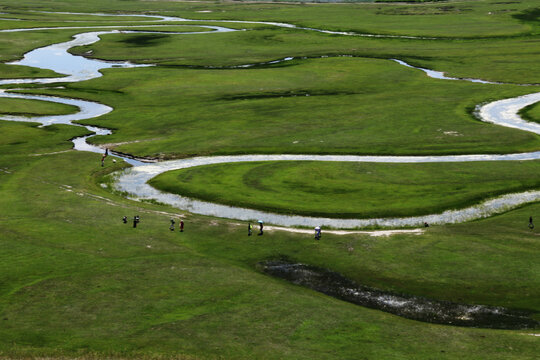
[180, 220, 184, 232]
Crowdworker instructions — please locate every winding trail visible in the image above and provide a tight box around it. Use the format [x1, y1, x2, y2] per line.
[1, 11, 539, 228]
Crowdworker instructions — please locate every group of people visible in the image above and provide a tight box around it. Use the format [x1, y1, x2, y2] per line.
[248, 221, 264, 236]
[123, 215, 186, 232]
[120, 208, 534, 238]
[170, 218, 185, 232]
[123, 215, 140, 228]
[248, 221, 322, 240]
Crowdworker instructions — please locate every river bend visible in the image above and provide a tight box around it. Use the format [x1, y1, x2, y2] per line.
[0, 12, 539, 228]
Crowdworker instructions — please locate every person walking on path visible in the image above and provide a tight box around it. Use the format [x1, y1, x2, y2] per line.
[169, 218, 175, 231]
[248, 222, 253, 236]
[314, 226, 321, 240]
[258, 220, 264, 236]
[180, 220, 184, 232]
[529, 216, 534, 229]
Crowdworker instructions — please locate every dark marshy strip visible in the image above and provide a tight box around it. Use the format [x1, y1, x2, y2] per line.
[260, 260, 539, 329]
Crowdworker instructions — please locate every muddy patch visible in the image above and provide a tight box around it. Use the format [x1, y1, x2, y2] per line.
[260, 260, 539, 329]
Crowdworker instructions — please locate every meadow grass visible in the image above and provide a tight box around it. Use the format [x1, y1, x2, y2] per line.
[0, 97, 77, 116]
[3, 0, 539, 37]
[17, 56, 539, 160]
[521, 102, 540, 124]
[66, 57, 540, 157]
[69, 23, 540, 84]
[0, 63, 60, 79]
[148, 160, 540, 218]
[0, 140, 539, 358]
[0, 1, 539, 358]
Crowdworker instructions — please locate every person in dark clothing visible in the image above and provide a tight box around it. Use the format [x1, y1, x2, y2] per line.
[314, 226, 321, 240]
[169, 218, 175, 231]
[133, 215, 140, 228]
[101, 148, 108, 167]
[258, 221, 263, 236]
[529, 216, 534, 229]
[122, 216, 127, 224]
[180, 220, 184, 232]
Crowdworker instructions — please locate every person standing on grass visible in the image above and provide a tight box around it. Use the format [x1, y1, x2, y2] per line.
[529, 216, 534, 229]
[314, 226, 321, 240]
[123, 216, 127, 224]
[258, 220, 264, 236]
[248, 222, 253, 236]
[101, 148, 108, 167]
[170, 218, 175, 231]
[180, 220, 184, 232]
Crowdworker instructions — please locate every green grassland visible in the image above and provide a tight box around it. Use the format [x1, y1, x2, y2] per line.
[0, 126, 539, 358]
[148, 160, 540, 218]
[69, 28, 540, 84]
[521, 102, 540, 124]
[0, 97, 77, 116]
[2, 0, 539, 37]
[0, 1, 539, 358]
[23, 57, 540, 159]
[0, 63, 61, 79]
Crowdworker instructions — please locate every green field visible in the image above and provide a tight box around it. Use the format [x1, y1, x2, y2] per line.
[149, 160, 540, 218]
[29, 58, 540, 158]
[0, 1, 539, 358]
[521, 102, 540, 124]
[0, 97, 77, 116]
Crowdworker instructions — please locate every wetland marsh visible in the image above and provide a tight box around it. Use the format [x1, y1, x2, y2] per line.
[0, 1, 539, 358]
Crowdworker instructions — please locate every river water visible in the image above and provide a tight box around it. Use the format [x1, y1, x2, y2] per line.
[0, 11, 539, 227]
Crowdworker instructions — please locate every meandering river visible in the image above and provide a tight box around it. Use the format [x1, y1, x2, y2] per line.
[1, 11, 539, 228]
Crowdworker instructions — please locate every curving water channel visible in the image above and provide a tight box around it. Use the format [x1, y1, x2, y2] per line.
[0, 11, 539, 228]
[260, 261, 539, 329]
[0, 24, 237, 165]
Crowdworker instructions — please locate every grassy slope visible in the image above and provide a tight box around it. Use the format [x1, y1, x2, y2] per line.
[0, 139, 539, 358]
[0, 1, 539, 358]
[148, 160, 540, 218]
